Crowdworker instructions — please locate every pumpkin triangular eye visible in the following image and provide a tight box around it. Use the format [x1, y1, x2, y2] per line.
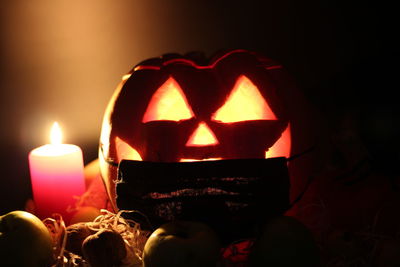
[142, 77, 195, 123]
[211, 75, 277, 123]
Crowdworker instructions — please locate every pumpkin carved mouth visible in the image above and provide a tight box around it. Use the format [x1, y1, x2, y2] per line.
[113, 123, 291, 163]
[180, 157, 222, 162]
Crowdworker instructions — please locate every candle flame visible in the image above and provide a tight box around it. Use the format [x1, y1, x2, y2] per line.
[50, 122, 62, 145]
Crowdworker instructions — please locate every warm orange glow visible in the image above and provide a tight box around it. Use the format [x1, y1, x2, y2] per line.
[122, 73, 132, 81]
[142, 77, 194, 123]
[115, 137, 143, 161]
[265, 124, 291, 158]
[180, 158, 222, 162]
[212, 75, 277, 123]
[186, 122, 219, 147]
[50, 122, 62, 145]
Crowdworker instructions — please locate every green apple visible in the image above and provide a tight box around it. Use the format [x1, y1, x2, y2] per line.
[0, 210, 54, 267]
[249, 216, 320, 267]
[142, 220, 221, 267]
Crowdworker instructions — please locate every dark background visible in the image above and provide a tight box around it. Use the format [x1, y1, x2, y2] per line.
[0, 0, 396, 226]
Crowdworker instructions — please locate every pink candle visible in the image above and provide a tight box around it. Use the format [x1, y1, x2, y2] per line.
[28, 122, 85, 223]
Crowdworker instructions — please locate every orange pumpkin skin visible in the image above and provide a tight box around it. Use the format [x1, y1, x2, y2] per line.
[99, 49, 291, 212]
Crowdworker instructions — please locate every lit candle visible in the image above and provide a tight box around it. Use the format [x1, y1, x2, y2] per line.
[28, 122, 85, 223]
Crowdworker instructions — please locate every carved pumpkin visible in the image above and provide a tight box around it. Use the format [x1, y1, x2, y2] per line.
[99, 49, 292, 214]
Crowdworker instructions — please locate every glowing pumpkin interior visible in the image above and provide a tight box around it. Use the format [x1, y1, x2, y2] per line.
[115, 75, 291, 162]
[142, 77, 194, 123]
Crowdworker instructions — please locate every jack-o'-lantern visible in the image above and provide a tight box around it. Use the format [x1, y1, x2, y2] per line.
[99, 50, 292, 239]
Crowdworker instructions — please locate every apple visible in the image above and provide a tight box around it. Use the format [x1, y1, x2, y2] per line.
[142, 220, 221, 267]
[0, 210, 54, 267]
[249, 216, 320, 267]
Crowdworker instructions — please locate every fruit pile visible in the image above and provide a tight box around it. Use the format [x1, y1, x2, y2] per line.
[62, 210, 147, 266]
[0, 209, 321, 267]
[0, 210, 148, 267]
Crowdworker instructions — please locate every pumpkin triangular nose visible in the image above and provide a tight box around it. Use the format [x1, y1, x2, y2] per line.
[186, 122, 219, 147]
